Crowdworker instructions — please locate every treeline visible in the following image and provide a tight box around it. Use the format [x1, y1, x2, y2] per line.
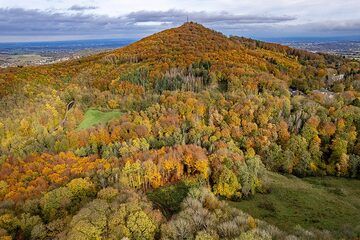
[1, 75, 360, 205]
[0, 178, 334, 240]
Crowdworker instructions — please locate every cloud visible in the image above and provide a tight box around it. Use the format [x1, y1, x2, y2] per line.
[0, 8, 295, 36]
[0, 8, 133, 36]
[306, 20, 360, 33]
[256, 20, 360, 38]
[68, 5, 98, 11]
[0, 7, 358, 41]
[127, 9, 295, 25]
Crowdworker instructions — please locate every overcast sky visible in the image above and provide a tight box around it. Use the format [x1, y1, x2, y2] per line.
[0, 0, 359, 42]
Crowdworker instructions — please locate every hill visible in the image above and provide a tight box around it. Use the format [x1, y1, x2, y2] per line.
[0, 23, 360, 239]
[1, 22, 357, 97]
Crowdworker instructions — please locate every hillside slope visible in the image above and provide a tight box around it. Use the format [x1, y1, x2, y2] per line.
[0, 23, 360, 239]
[0, 22, 356, 98]
[230, 172, 360, 237]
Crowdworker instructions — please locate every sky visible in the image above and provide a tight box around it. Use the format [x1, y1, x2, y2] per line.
[0, 0, 359, 42]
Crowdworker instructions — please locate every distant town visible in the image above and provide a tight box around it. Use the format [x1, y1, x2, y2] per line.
[0, 50, 103, 68]
[0, 39, 134, 68]
[280, 40, 360, 60]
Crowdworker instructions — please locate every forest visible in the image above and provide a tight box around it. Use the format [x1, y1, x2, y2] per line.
[0, 22, 359, 239]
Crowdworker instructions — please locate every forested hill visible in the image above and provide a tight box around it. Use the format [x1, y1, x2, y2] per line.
[1, 22, 358, 98]
[0, 22, 360, 239]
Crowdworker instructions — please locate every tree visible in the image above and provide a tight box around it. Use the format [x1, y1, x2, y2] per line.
[40, 187, 73, 222]
[161, 187, 287, 239]
[66, 178, 96, 209]
[0, 181, 8, 199]
[348, 154, 360, 178]
[40, 178, 95, 222]
[65, 189, 160, 240]
[262, 143, 285, 171]
[287, 135, 313, 176]
[18, 213, 42, 239]
[0, 214, 19, 236]
[213, 167, 241, 198]
[66, 199, 108, 240]
[144, 161, 162, 189]
[97, 187, 119, 202]
[331, 137, 348, 163]
[127, 211, 157, 240]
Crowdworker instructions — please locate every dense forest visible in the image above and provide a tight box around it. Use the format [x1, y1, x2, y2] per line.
[0, 22, 359, 239]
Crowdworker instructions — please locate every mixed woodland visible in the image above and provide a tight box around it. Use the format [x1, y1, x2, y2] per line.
[0, 23, 359, 239]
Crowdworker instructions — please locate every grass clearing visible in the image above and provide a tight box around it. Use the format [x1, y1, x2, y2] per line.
[229, 172, 360, 237]
[78, 109, 122, 130]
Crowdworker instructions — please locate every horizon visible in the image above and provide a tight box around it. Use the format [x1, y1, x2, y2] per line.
[0, 24, 360, 44]
[0, 37, 137, 44]
[2, 35, 360, 44]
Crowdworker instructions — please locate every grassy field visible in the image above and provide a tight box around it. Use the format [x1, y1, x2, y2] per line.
[78, 109, 122, 130]
[229, 172, 360, 237]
